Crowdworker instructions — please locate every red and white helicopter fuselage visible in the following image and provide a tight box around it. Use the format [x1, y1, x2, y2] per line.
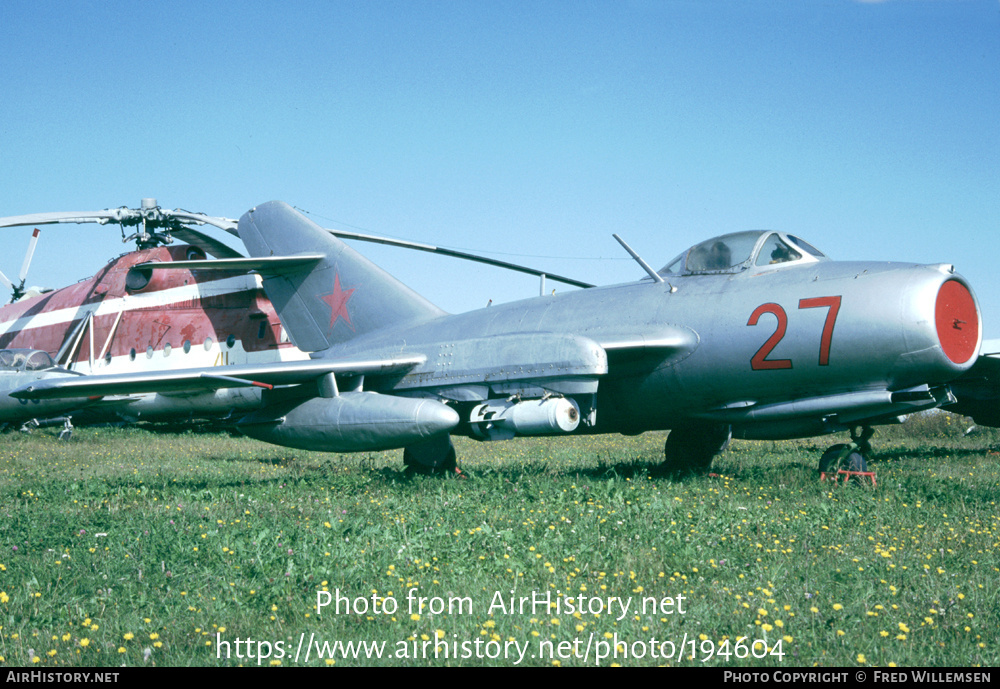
[0, 244, 306, 422]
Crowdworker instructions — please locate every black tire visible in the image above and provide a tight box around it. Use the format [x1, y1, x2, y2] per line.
[662, 424, 731, 474]
[403, 434, 459, 476]
[819, 444, 869, 474]
[819, 444, 851, 474]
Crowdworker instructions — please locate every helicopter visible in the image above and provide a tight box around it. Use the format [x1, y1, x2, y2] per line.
[0, 199, 587, 432]
[0, 199, 308, 427]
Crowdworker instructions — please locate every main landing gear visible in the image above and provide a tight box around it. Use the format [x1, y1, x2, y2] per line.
[403, 434, 465, 477]
[660, 423, 732, 474]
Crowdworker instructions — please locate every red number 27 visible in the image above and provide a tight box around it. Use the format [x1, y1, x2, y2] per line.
[748, 296, 842, 371]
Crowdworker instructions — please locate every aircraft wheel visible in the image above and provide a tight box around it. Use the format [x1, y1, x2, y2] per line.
[818, 444, 868, 475]
[403, 434, 462, 477]
[661, 424, 732, 474]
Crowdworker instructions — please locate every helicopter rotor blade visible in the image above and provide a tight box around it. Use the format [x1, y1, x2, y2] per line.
[0, 268, 13, 291]
[0, 210, 127, 229]
[161, 210, 238, 234]
[171, 227, 245, 259]
[19, 228, 40, 283]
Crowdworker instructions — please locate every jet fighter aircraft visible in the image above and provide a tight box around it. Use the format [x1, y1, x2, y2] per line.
[13, 201, 983, 475]
[0, 349, 92, 435]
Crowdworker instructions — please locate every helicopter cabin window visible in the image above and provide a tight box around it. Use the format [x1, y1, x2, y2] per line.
[146, 346, 154, 359]
[130, 348, 137, 361]
[258, 322, 268, 339]
[755, 235, 802, 266]
[226, 334, 236, 349]
[204, 336, 214, 351]
[164, 343, 172, 357]
[183, 340, 192, 354]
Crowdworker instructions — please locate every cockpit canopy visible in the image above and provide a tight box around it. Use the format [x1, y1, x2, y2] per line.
[659, 231, 827, 277]
[0, 349, 57, 372]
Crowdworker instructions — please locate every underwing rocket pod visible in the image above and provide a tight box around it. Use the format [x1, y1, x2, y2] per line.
[469, 397, 581, 441]
[237, 391, 459, 452]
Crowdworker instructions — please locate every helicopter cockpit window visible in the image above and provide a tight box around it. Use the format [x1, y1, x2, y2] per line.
[755, 235, 802, 266]
[0, 349, 56, 372]
[24, 350, 56, 371]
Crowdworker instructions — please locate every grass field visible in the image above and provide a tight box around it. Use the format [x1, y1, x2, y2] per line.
[0, 413, 996, 667]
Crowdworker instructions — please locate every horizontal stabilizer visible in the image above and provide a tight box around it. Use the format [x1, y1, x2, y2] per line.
[134, 255, 324, 274]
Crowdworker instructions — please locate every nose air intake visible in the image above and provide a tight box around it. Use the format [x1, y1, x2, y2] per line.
[935, 279, 979, 365]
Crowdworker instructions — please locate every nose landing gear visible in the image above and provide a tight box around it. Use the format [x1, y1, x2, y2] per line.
[819, 426, 876, 485]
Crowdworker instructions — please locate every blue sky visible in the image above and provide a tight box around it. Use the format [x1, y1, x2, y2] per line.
[2, 1, 998, 336]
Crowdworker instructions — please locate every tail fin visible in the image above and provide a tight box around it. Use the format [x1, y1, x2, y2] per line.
[238, 201, 446, 352]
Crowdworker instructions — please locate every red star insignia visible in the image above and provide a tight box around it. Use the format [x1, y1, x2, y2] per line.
[320, 273, 356, 331]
